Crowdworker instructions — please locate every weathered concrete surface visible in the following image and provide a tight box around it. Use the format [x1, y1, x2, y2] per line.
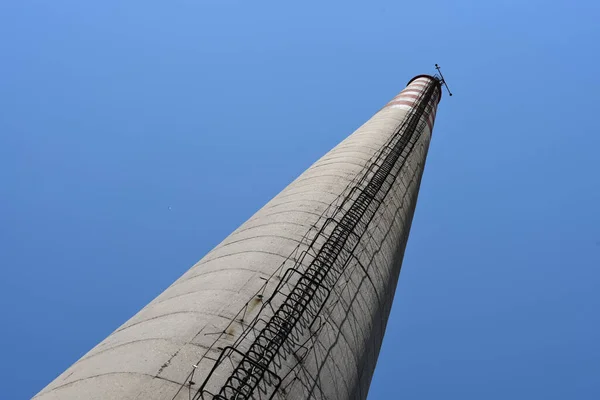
[34, 76, 441, 400]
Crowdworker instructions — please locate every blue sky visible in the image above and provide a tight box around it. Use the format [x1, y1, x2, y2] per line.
[2, 1, 600, 399]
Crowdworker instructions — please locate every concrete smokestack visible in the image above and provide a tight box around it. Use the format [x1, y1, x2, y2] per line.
[35, 75, 442, 400]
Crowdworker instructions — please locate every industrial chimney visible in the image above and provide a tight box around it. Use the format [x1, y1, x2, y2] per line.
[35, 74, 443, 400]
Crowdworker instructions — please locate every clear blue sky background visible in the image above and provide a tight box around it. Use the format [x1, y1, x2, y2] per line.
[2, 1, 599, 399]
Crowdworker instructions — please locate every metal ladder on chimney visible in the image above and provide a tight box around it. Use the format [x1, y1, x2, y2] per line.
[196, 79, 440, 400]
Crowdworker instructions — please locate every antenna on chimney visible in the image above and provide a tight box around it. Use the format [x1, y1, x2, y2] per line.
[435, 64, 453, 96]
